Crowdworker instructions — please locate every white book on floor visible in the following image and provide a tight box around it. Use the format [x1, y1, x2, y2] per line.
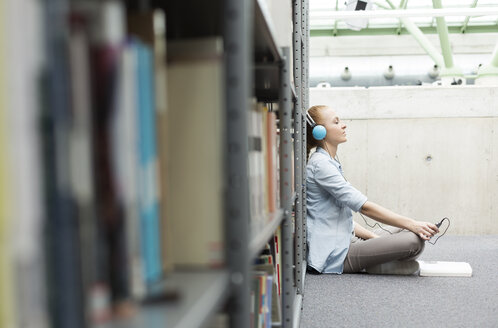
[418, 261, 472, 277]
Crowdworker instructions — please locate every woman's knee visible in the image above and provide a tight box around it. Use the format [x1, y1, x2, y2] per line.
[405, 231, 425, 257]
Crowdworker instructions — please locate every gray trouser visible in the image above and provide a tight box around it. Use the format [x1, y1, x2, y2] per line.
[343, 226, 425, 273]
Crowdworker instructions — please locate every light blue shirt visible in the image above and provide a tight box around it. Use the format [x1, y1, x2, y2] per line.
[306, 147, 368, 273]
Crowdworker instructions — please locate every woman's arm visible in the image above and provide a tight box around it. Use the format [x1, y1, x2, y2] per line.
[360, 200, 439, 240]
[353, 222, 379, 240]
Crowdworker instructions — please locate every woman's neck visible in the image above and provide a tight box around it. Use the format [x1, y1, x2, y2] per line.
[321, 141, 337, 160]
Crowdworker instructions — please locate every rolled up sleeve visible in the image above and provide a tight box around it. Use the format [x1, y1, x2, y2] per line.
[313, 160, 367, 212]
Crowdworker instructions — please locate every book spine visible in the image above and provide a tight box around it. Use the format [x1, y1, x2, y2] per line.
[68, 13, 103, 326]
[274, 227, 282, 297]
[265, 275, 273, 327]
[86, 0, 130, 319]
[117, 42, 145, 300]
[126, 9, 172, 276]
[0, 1, 16, 324]
[41, 0, 87, 325]
[248, 99, 264, 231]
[266, 111, 277, 214]
[260, 104, 269, 219]
[167, 38, 225, 268]
[259, 274, 265, 328]
[136, 42, 162, 283]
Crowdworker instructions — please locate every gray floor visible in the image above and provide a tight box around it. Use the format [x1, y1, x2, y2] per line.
[300, 235, 498, 328]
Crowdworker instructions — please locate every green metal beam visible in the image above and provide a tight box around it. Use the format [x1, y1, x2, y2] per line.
[460, 0, 478, 34]
[400, 18, 444, 67]
[432, 0, 452, 68]
[433, 0, 462, 75]
[385, 0, 396, 10]
[396, 0, 408, 34]
[379, 0, 444, 66]
[310, 25, 498, 37]
[333, 0, 339, 36]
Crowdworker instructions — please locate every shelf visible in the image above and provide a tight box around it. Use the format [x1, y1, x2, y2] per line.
[96, 271, 229, 328]
[254, 0, 282, 63]
[254, 63, 297, 103]
[254, 63, 279, 102]
[249, 208, 285, 259]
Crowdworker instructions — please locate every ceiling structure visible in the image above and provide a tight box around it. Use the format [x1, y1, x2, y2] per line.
[310, 0, 498, 36]
[309, 0, 498, 87]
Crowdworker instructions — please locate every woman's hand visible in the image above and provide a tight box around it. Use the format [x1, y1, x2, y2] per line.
[354, 222, 380, 240]
[360, 201, 440, 240]
[408, 221, 439, 240]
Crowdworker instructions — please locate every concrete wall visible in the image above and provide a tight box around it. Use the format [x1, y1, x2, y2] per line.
[310, 85, 498, 234]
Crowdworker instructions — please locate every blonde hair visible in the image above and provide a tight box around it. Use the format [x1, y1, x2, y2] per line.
[306, 105, 329, 161]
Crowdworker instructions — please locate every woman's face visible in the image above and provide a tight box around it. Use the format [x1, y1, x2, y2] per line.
[319, 107, 347, 145]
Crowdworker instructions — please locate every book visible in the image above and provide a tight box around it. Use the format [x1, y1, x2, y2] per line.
[251, 273, 261, 328]
[418, 261, 473, 277]
[253, 256, 281, 326]
[112, 36, 163, 290]
[265, 274, 273, 327]
[85, 0, 132, 320]
[248, 99, 264, 232]
[127, 8, 174, 276]
[273, 227, 282, 297]
[41, 5, 86, 326]
[68, 12, 105, 325]
[266, 110, 278, 214]
[135, 41, 162, 284]
[6, 0, 53, 327]
[166, 38, 225, 268]
[115, 40, 145, 300]
[260, 104, 269, 217]
[0, 10, 16, 324]
[252, 270, 273, 328]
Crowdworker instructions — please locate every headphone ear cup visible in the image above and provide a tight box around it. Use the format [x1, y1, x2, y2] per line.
[312, 125, 326, 140]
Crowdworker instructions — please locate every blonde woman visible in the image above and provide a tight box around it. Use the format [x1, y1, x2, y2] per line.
[305, 105, 439, 275]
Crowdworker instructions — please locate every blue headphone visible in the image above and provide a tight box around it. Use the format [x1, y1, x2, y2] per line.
[306, 112, 327, 141]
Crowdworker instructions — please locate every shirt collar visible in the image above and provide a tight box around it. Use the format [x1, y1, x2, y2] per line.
[316, 147, 341, 168]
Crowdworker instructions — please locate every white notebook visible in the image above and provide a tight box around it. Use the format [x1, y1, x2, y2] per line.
[418, 261, 472, 277]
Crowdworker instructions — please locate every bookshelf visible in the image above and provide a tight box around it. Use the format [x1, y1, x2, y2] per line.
[2, 0, 309, 327]
[95, 271, 229, 328]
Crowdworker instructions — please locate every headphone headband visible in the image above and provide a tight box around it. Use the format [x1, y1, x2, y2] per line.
[306, 112, 316, 127]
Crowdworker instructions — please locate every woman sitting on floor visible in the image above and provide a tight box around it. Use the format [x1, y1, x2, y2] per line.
[305, 105, 439, 275]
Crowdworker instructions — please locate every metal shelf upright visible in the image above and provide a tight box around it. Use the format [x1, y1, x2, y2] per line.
[224, 0, 253, 327]
[280, 46, 296, 328]
[302, 0, 310, 288]
[292, 0, 309, 326]
[293, 0, 304, 301]
[300, 0, 308, 294]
